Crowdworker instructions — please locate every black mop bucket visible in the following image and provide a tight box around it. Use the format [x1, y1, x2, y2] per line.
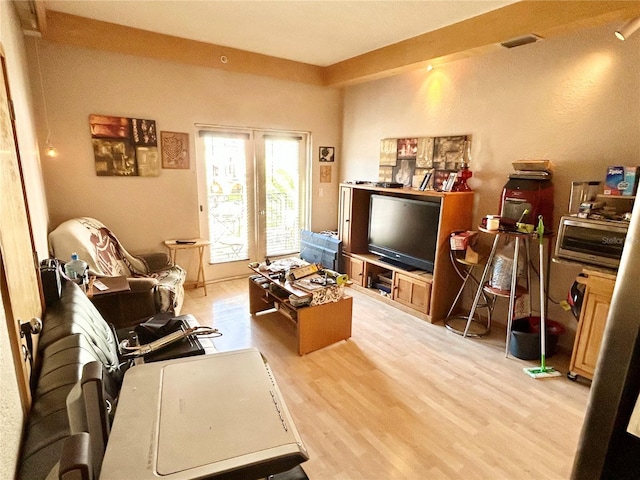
[510, 316, 566, 360]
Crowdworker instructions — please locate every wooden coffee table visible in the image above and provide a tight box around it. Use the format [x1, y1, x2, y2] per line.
[248, 265, 352, 355]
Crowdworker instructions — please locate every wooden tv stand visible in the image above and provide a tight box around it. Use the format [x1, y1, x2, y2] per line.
[248, 268, 352, 355]
[339, 183, 474, 323]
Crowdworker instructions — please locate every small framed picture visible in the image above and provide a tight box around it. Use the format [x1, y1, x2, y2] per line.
[419, 171, 432, 191]
[433, 169, 451, 191]
[160, 131, 190, 169]
[319, 146, 335, 162]
[442, 172, 458, 192]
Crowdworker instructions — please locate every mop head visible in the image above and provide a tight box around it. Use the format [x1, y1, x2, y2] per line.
[523, 366, 563, 379]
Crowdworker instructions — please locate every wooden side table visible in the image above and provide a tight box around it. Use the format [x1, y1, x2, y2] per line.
[163, 239, 210, 295]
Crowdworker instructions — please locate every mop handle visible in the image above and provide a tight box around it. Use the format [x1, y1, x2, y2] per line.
[536, 215, 547, 370]
[535, 215, 544, 245]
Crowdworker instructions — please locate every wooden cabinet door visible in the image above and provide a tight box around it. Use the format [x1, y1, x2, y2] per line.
[338, 185, 369, 254]
[570, 275, 615, 379]
[338, 186, 353, 253]
[393, 272, 430, 314]
[343, 255, 365, 286]
[1, 51, 43, 411]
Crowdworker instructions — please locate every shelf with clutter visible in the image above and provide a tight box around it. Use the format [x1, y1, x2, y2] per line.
[571, 165, 639, 222]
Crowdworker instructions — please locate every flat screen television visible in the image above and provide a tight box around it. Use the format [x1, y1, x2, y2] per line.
[368, 194, 441, 272]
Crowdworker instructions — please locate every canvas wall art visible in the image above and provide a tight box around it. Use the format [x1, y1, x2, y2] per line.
[397, 138, 418, 160]
[89, 114, 159, 176]
[380, 139, 397, 166]
[433, 135, 467, 170]
[378, 134, 471, 190]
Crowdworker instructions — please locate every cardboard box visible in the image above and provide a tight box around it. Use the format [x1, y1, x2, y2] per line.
[605, 166, 639, 196]
[605, 166, 625, 195]
[623, 166, 639, 196]
[450, 231, 477, 251]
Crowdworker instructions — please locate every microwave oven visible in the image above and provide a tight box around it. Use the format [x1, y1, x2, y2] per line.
[555, 215, 628, 269]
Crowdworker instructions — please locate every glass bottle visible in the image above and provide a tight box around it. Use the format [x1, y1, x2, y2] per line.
[453, 164, 472, 192]
[453, 140, 473, 192]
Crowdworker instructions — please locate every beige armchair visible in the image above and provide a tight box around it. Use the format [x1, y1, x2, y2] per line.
[49, 217, 186, 327]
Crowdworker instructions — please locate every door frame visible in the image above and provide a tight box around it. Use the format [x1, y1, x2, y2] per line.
[1, 45, 44, 412]
[194, 124, 312, 281]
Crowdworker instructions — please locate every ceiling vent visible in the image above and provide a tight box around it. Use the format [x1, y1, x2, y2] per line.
[500, 34, 541, 49]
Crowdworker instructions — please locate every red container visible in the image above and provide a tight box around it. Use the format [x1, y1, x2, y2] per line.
[500, 177, 554, 230]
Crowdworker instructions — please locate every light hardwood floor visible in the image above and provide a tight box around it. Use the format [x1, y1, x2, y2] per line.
[183, 279, 590, 480]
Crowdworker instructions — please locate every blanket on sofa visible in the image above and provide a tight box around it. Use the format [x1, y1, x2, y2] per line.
[49, 217, 185, 313]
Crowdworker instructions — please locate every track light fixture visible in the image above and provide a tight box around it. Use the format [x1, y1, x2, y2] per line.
[615, 16, 640, 41]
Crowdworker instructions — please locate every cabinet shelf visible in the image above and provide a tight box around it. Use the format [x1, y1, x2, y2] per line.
[596, 194, 635, 200]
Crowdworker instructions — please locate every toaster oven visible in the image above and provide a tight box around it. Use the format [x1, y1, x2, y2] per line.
[555, 215, 628, 269]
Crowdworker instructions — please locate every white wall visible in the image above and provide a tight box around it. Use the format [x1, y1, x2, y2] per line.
[341, 22, 640, 346]
[30, 41, 343, 281]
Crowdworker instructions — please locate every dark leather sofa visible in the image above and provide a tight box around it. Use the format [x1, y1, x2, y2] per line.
[17, 280, 305, 480]
[18, 280, 123, 479]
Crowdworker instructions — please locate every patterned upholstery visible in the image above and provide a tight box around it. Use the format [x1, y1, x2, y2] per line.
[49, 217, 185, 314]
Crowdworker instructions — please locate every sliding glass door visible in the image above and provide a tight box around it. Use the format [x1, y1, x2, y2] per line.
[197, 127, 309, 279]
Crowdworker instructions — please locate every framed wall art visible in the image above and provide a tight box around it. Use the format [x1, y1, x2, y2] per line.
[161, 131, 190, 169]
[319, 146, 335, 162]
[320, 165, 332, 183]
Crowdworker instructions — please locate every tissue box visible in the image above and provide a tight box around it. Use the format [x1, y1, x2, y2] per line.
[605, 166, 624, 195]
[605, 166, 639, 196]
[623, 167, 639, 196]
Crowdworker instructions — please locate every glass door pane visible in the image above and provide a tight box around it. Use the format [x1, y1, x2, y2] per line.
[202, 134, 251, 264]
[263, 137, 303, 257]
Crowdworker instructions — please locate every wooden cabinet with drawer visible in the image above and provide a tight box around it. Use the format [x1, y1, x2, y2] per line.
[569, 269, 616, 381]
